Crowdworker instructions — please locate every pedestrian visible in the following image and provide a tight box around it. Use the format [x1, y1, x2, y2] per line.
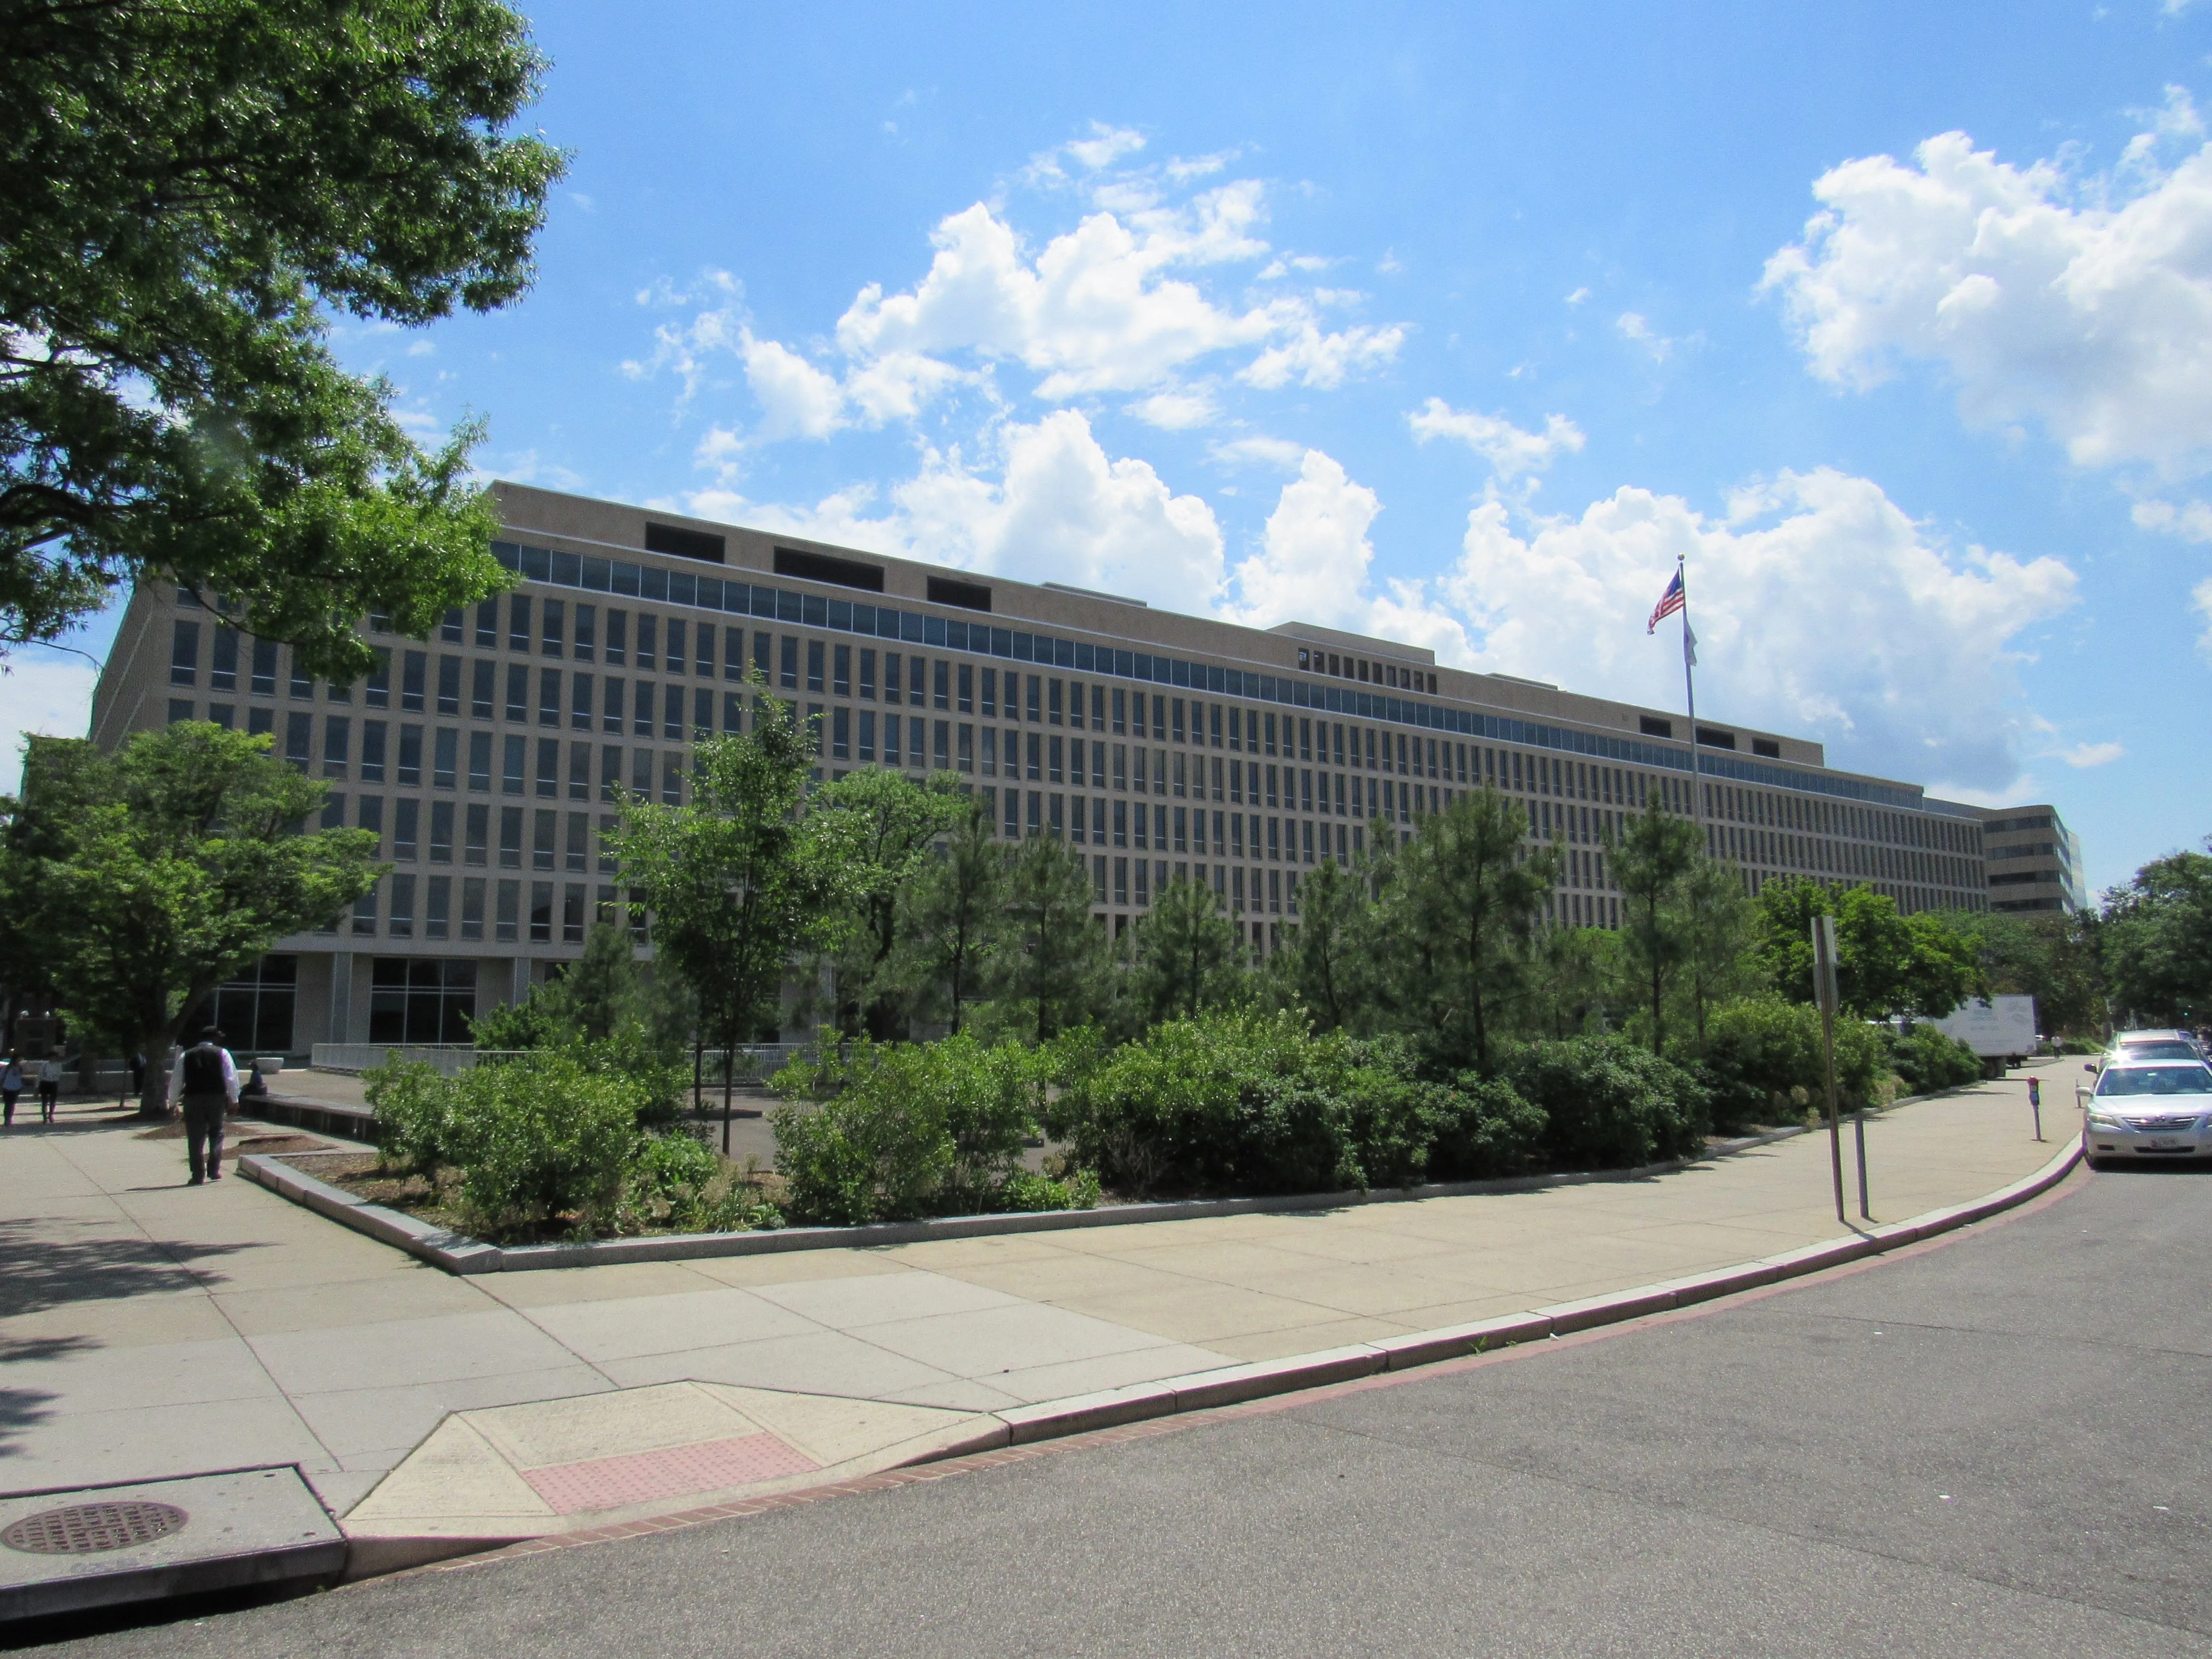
[35, 1053, 60, 1123]
[127, 1051, 145, 1109]
[168, 1027, 239, 1186]
[0, 1054, 21, 1126]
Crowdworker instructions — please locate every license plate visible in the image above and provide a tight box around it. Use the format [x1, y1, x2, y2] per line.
[2145, 1136, 2186, 1149]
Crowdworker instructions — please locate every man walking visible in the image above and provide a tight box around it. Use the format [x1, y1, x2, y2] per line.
[35, 1053, 61, 1123]
[168, 1027, 238, 1185]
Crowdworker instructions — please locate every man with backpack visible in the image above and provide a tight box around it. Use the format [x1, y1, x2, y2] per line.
[168, 1027, 239, 1185]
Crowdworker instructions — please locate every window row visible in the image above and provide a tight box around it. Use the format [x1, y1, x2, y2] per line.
[337, 876, 644, 946]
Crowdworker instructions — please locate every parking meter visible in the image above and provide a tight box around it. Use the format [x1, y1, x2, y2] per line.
[2027, 1075, 2042, 1142]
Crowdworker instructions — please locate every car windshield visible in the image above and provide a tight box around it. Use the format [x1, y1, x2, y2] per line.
[2097, 1065, 2212, 1097]
[2118, 1041, 2199, 1061]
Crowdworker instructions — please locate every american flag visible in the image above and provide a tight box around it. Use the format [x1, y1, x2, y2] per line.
[1647, 568, 1685, 634]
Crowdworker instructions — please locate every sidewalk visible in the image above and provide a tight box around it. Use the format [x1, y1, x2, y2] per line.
[0, 1068, 2080, 1548]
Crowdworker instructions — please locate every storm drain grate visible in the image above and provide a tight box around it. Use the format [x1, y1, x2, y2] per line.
[1, 1502, 188, 1555]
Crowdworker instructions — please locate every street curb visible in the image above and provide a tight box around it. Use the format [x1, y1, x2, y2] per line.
[237, 1122, 1816, 1275]
[955, 1132, 2083, 1445]
[362, 1132, 2085, 1589]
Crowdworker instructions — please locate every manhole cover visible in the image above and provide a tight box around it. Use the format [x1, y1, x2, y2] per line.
[1, 1501, 189, 1555]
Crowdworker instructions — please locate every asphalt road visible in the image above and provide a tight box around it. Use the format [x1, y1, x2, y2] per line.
[23, 1159, 2212, 1658]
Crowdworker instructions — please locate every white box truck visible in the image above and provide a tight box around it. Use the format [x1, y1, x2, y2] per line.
[1928, 996, 2039, 1077]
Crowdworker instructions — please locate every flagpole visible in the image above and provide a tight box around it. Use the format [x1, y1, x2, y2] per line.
[1677, 553, 1706, 847]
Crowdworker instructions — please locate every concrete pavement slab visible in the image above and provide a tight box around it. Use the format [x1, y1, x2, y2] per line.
[515, 1286, 823, 1364]
[679, 1248, 913, 1289]
[748, 1268, 1024, 1326]
[473, 1261, 725, 1308]
[285, 1366, 616, 1465]
[594, 1328, 958, 1397]
[848, 1300, 1196, 1377]
[245, 1308, 585, 1395]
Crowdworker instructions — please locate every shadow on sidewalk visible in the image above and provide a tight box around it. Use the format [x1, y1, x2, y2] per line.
[0, 1222, 264, 1320]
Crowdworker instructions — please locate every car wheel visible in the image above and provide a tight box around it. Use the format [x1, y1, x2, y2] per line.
[2084, 1155, 2107, 1172]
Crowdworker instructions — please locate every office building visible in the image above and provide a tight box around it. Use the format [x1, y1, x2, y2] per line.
[1975, 804, 2087, 914]
[88, 482, 1992, 1050]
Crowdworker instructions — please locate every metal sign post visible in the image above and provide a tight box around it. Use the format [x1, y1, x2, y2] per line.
[1812, 914, 1848, 1224]
[2028, 1075, 2043, 1142]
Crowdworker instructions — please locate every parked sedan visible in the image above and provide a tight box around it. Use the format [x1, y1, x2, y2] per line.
[2082, 1058, 2212, 1167]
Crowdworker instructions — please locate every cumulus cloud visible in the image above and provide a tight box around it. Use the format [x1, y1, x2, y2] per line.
[1764, 98, 2212, 475]
[1443, 468, 2078, 790]
[2195, 575, 2212, 658]
[1408, 398, 1586, 481]
[1207, 435, 1308, 469]
[632, 147, 1404, 439]
[1220, 451, 1472, 663]
[689, 410, 1225, 612]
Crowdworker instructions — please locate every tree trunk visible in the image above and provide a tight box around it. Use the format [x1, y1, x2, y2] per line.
[138, 1016, 176, 1120]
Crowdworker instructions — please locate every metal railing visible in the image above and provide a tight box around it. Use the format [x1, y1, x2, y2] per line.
[309, 1041, 817, 1080]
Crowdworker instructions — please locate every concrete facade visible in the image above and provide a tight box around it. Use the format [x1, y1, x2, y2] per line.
[87, 481, 1991, 1049]
[1975, 803, 2086, 914]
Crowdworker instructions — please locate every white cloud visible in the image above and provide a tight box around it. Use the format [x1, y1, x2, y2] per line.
[1443, 467, 2078, 790]
[1615, 312, 1673, 361]
[633, 162, 1405, 436]
[1564, 286, 1591, 306]
[0, 656, 97, 790]
[689, 410, 1225, 612]
[1126, 388, 1220, 430]
[2195, 575, 2212, 657]
[1764, 102, 2212, 474]
[2130, 495, 2212, 539]
[1240, 321, 1405, 389]
[1408, 397, 1586, 481]
[1220, 451, 1473, 663]
[1066, 123, 1146, 171]
[738, 331, 845, 439]
[1207, 435, 1308, 469]
[2061, 741, 2126, 767]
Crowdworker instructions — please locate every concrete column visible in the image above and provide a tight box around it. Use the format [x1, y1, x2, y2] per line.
[510, 955, 531, 1007]
[327, 952, 353, 1046]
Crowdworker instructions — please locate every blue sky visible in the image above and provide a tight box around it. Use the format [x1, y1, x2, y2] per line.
[18, 0, 2212, 892]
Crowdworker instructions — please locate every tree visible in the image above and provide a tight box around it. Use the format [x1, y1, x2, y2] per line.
[1672, 854, 1761, 1047]
[808, 768, 967, 1038]
[2101, 842, 2212, 1026]
[1611, 801, 1703, 1055]
[1755, 878, 1983, 1020]
[0, 725, 378, 1115]
[1, 0, 565, 672]
[1936, 908, 2107, 1038]
[1125, 875, 1245, 1027]
[1273, 854, 1369, 1032]
[992, 835, 1109, 1044]
[608, 697, 843, 1130]
[1375, 788, 1556, 1072]
[899, 802, 1009, 1037]
[1522, 926, 1620, 1040]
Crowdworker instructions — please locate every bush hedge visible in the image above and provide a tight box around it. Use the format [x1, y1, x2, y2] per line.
[1884, 1023, 1984, 1095]
[1493, 1035, 1710, 1169]
[1697, 997, 1885, 1133]
[769, 1034, 1093, 1225]
[1056, 1011, 1547, 1197]
[362, 1048, 774, 1241]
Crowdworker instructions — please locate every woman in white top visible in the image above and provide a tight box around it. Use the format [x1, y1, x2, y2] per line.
[0, 1055, 22, 1126]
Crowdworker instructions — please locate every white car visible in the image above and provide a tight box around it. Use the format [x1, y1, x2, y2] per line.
[2082, 1056, 2212, 1167]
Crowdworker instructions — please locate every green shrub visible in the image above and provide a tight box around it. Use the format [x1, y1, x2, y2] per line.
[443, 1053, 644, 1237]
[363, 1057, 453, 1176]
[1059, 1013, 1545, 1197]
[634, 1131, 718, 1204]
[769, 1034, 1049, 1225]
[997, 1168, 1101, 1213]
[1698, 997, 1885, 1132]
[1885, 1024, 1984, 1095]
[1497, 1035, 1710, 1170]
[1429, 1075, 1549, 1181]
